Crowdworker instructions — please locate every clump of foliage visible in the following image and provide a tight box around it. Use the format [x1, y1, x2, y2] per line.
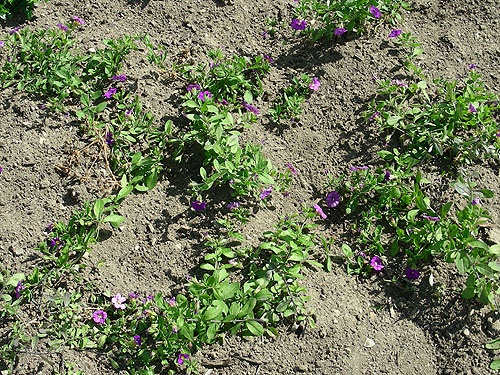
[0, 0, 46, 20]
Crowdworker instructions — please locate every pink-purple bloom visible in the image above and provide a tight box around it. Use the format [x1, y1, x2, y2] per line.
[104, 88, 117, 98]
[334, 28, 347, 36]
[369, 111, 380, 120]
[191, 200, 207, 211]
[105, 132, 114, 146]
[392, 79, 408, 88]
[177, 353, 190, 365]
[259, 187, 273, 200]
[50, 237, 64, 250]
[72, 16, 85, 24]
[384, 171, 391, 182]
[15, 281, 24, 299]
[242, 101, 260, 115]
[227, 202, 240, 210]
[286, 163, 297, 174]
[112, 75, 127, 82]
[369, 6, 381, 19]
[422, 215, 440, 222]
[133, 335, 143, 345]
[124, 109, 133, 117]
[167, 297, 176, 307]
[264, 55, 274, 63]
[0, 41, 5, 48]
[326, 191, 340, 208]
[9, 26, 20, 35]
[187, 83, 201, 91]
[112, 294, 126, 310]
[468, 64, 476, 70]
[470, 198, 480, 205]
[57, 23, 69, 32]
[468, 103, 477, 113]
[370, 256, 384, 271]
[388, 29, 401, 38]
[314, 204, 327, 219]
[93, 310, 107, 324]
[309, 77, 321, 91]
[198, 90, 212, 101]
[405, 268, 420, 279]
[291, 19, 307, 30]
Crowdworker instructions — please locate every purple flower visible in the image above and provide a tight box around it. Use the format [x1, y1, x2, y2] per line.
[133, 335, 143, 346]
[314, 204, 327, 219]
[391, 79, 408, 88]
[422, 215, 440, 222]
[405, 268, 420, 279]
[92, 310, 107, 324]
[496, 129, 500, 137]
[220, 98, 229, 106]
[167, 297, 176, 307]
[368, 111, 380, 120]
[9, 26, 20, 35]
[124, 109, 133, 117]
[46, 222, 54, 233]
[0, 41, 5, 48]
[370, 256, 384, 271]
[227, 202, 240, 210]
[177, 353, 190, 365]
[286, 163, 297, 174]
[187, 83, 201, 92]
[57, 23, 69, 32]
[105, 132, 114, 146]
[468, 102, 477, 113]
[259, 187, 273, 200]
[369, 6, 381, 19]
[242, 101, 260, 115]
[229, 259, 237, 265]
[388, 29, 401, 38]
[198, 90, 212, 101]
[264, 55, 274, 63]
[334, 28, 347, 36]
[191, 200, 206, 211]
[358, 251, 367, 260]
[384, 171, 391, 182]
[291, 19, 307, 30]
[262, 31, 267, 39]
[104, 88, 117, 99]
[0, 166, 2, 174]
[112, 294, 126, 310]
[72, 16, 85, 25]
[112, 74, 127, 82]
[14, 281, 24, 299]
[309, 77, 321, 91]
[349, 166, 369, 172]
[470, 198, 480, 205]
[50, 237, 64, 250]
[129, 292, 139, 299]
[172, 326, 178, 333]
[326, 191, 340, 208]
[468, 64, 476, 70]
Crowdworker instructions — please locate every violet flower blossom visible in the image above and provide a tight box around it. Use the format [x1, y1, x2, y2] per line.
[57, 23, 69, 32]
[259, 187, 273, 200]
[369, 111, 380, 120]
[370, 256, 384, 271]
[177, 353, 189, 364]
[286, 163, 297, 174]
[243, 101, 260, 115]
[405, 269, 420, 279]
[187, 83, 201, 91]
[104, 88, 117, 98]
[112, 75, 127, 82]
[309, 77, 321, 91]
[291, 19, 307, 30]
[422, 215, 440, 222]
[369, 6, 381, 19]
[198, 90, 212, 101]
[191, 201, 206, 211]
[112, 294, 126, 310]
[314, 204, 327, 219]
[334, 28, 347, 36]
[93, 310, 107, 324]
[326, 191, 340, 208]
[388, 29, 401, 38]
[72, 16, 85, 25]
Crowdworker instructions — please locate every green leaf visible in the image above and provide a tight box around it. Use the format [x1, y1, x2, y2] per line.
[440, 202, 453, 218]
[116, 184, 134, 202]
[200, 167, 207, 180]
[259, 174, 275, 185]
[390, 241, 399, 256]
[462, 288, 475, 299]
[243, 91, 253, 104]
[488, 262, 500, 272]
[479, 189, 494, 198]
[452, 182, 471, 197]
[6, 273, 24, 287]
[202, 306, 221, 321]
[103, 214, 126, 228]
[238, 298, 257, 318]
[377, 150, 394, 160]
[386, 115, 402, 126]
[206, 323, 217, 342]
[93, 199, 104, 218]
[490, 360, 500, 370]
[469, 240, 489, 250]
[489, 245, 500, 255]
[183, 100, 198, 108]
[486, 338, 500, 350]
[94, 101, 107, 113]
[476, 264, 494, 277]
[145, 170, 158, 190]
[246, 321, 264, 336]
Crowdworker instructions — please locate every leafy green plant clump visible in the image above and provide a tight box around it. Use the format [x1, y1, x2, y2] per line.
[0, 0, 46, 20]
[291, 0, 408, 40]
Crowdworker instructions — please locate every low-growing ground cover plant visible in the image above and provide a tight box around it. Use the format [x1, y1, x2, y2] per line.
[369, 33, 500, 167]
[290, 0, 409, 40]
[0, 0, 46, 20]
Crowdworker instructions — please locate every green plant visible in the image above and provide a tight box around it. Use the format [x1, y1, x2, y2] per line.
[291, 0, 408, 41]
[0, 0, 46, 20]
[270, 73, 316, 124]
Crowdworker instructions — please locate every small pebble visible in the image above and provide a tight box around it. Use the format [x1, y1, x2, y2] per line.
[364, 338, 375, 348]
